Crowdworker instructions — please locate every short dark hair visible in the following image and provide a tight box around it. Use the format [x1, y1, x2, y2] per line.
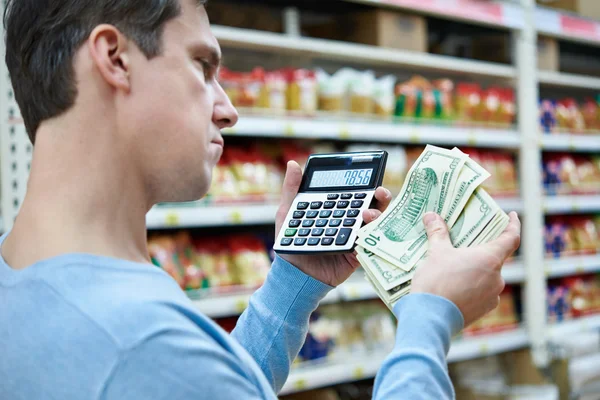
[4, 0, 207, 143]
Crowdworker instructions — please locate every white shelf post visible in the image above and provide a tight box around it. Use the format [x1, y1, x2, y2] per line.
[516, 0, 549, 367]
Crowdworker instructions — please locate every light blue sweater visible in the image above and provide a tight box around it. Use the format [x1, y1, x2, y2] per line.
[0, 235, 463, 399]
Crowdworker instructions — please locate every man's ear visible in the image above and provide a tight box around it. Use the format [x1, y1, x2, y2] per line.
[87, 24, 131, 92]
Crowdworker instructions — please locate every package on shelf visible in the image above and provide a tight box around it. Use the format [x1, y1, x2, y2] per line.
[547, 274, 600, 322]
[207, 144, 284, 204]
[540, 95, 600, 134]
[464, 148, 519, 197]
[149, 231, 272, 291]
[462, 286, 520, 337]
[455, 83, 516, 127]
[296, 301, 395, 365]
[543, 153, 600, 195]
[545, 215, 600, 258]
[394, 75, 454, 121]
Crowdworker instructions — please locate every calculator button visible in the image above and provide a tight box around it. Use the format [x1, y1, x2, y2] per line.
[299, 229, 311, 237]
[325, 228, 339, 236]
[354, 193, 367, 199]
[302, 220, 315, 227]
[280, 238, 293, 246]
[337, 201, 350, 208]
[293, 211, 305, 219]
[343, 219, 356, 227]
[308, 238, 320, 246]
[285, 229, 297, 237]
[319, 210, 332, 218]
[310, 202, 323, 209]
[306, 211, 319, 219]
[341, 193, 353, 199]
[335, 228, 352, 246]
[289, 220, 301, 228]
[329, 219, 342, 227]
[321, 237, 334, 246]
[312, 228, 325, 236]
[351, 200, 364, 208]
[327, 194, 340, 200]
[324, 201, 336, 209]
[294, 238, 307, 246]
[333, 210, 346, 218]
[297, 202, 309, 210]
[347, 209, 360, 218]
[316, 219, 328, 227]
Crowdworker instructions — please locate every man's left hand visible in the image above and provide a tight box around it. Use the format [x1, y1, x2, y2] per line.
[275, 161, 393, 287]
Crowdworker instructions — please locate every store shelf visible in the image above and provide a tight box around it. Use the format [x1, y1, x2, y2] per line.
[224, 115, 520, 149]
[537, 6, 600, 46]
[448, 328, 530, 363]
[543, 195, 600, 215]
[550, 315, 600, 341]
[146, 204, 279, 229]
[192, 264, 524, 318]
[538, 71, 600, 91]
[496, 198, 524, 214]
[545, 255, 600, 278]
[541, 133, 600, 152]
[344, 0, 523, 29]
[212, 26, 516, 79]
[281, 328, 529, 395]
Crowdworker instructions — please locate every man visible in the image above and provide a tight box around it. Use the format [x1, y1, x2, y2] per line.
[0, 0, 521, 399]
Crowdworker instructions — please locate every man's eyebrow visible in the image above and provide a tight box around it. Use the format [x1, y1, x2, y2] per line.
[192, 42, 222, 69]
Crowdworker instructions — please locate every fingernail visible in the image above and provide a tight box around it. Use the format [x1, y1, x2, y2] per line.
[384, 188, 392, 198]
[423, 212, 437, 226]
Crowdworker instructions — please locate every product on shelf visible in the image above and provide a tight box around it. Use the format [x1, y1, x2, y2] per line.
[540, 96, 600, 134]
[464, 148, 519, 197]
[543, 153, 600, 195]
[544, 215, 600, 258]
[296, 301, 395, 364]
[149, 231, 272, 291]
[548, 275, 600, 323]
[462, 286, 519, 336]
[221, 65, 514, 126]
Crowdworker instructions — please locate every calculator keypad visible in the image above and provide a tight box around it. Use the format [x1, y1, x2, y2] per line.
[278, 192, 375, 252]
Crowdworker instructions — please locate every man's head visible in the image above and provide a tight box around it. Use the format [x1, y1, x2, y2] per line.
[4, 0, 238, 204]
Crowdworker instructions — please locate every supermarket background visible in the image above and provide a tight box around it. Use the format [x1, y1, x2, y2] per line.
[4, 0, 600, 399]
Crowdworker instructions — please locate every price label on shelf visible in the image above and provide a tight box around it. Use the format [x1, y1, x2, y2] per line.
[229, 210, 243, 224]
[223, 126, 237, 135]
[339, 125, 351, 140]
[466, 131, 477, 146]
[544, 265, 551, 277]
[571, 201, 581, 212]
[164, 212, 181, 227]
[294, 379, 307, 390]
[348, 286, 360, 300]
[478, 343, 489, 356]
[408, 130, 420, 144]
[353, 366, 365, 379]
[575, 264, 585, 274]
[284, 123, 295, 137]
[568, 137, 577, 152]
[235, 299, 249, 313]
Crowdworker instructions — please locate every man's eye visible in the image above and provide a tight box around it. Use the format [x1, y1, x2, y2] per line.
[195, 59, 212, 79]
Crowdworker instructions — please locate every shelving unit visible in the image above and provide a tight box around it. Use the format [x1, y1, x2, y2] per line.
[281, 328, 530, 395]
[2, 0, 600, 395]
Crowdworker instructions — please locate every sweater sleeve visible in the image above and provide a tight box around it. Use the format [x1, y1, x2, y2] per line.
[231, 255, 333, 393]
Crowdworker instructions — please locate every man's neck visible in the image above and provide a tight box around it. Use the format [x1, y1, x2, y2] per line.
[1, 120, 151, 270]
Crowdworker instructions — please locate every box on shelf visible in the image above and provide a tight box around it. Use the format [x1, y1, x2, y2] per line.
[538, 36, 559, 71]
[206, 1, 283, 33]
[537, 0, 600, 21]
[471, 34, 558, 70]
[348, 10, 427, 52]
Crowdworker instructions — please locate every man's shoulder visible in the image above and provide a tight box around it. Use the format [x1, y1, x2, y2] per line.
[40, 256, 207, 350]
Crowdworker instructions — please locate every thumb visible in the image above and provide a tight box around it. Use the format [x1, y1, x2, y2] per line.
[275, 161, 303, 233]
[423, 212, 452, 250]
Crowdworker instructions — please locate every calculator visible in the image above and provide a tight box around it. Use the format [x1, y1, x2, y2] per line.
[274, 151, 388, 254]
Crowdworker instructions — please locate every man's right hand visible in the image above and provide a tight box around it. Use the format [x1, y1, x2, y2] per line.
[411, 211, 521, 327]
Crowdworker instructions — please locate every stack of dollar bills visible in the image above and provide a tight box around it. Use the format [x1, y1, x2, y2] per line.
[356, 145, 510, 310]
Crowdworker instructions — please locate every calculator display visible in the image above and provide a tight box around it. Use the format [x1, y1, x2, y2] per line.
[310, 169, 373, 188]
